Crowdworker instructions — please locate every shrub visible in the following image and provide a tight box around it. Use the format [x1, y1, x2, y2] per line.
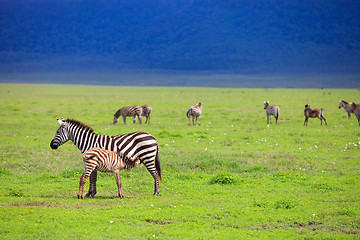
[209, 172, 235, 185]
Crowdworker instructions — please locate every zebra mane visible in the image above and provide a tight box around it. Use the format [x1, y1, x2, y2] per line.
[341, 100, 348, 104]
[114, 109, 122, 118]
[66, 119, 95, 133]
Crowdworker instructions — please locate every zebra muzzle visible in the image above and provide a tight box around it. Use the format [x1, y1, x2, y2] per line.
[50, 140, 59, 149]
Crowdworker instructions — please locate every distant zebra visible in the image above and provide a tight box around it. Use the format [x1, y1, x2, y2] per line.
[113, 106, 143, 124]
[187, 102, 202, 126]
[350, 102, 360, 126]
[304, 104, 327, 126]
[264, 101, 280, 124]
[50, 118, 161, 197]
[78, 147, 141, 199]
[338, 100, 353, 119]
[141, 105, 152, 124]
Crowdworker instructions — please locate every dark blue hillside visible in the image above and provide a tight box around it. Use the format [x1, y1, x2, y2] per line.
[0, 0, 360, 83]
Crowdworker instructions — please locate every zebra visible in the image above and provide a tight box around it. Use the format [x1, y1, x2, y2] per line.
[350, 102, 360, 126]
[338, 100, 353, 119]
[187, 102, 202, 126]
[78, 147, 141, 199]
[264, 101, 280, 124]
[141, 105, 152, 124]
[304, 104, 327, 126]
[113, 105, 143, 124]
[50, 118, 161, 197]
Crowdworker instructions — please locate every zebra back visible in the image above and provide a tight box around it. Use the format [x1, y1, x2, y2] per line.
[114, 106, 142, 118]
[187, 103, 202, 117]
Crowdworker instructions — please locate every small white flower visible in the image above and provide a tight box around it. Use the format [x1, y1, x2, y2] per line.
[166, 144, 168, 146]
[299, 148, 301, 150]
[314, 145, 318, 149]
[110, 221, 113, 224]
[205, 148, 207, 151]
[312, 214, 316, 217]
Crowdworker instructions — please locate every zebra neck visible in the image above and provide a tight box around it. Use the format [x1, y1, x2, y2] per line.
[69, 128, 99, 153]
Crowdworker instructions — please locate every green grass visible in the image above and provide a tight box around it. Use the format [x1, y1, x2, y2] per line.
[0, 83, 359, 239]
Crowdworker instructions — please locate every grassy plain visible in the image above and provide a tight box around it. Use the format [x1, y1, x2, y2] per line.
[0, 83, 359, 239]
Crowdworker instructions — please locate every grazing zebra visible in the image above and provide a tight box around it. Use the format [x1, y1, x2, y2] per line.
[304, 104, 327, 126]
[141, 105, 152, 124]
[263, 101, 280, 124]
[78, 147, 141, 199]
[113, 106, 143, 124]
[50, 118, 161, 197]
[338, 100, 353, 119]
[350, 102, 360, 125]
[187, 102, 202, 126]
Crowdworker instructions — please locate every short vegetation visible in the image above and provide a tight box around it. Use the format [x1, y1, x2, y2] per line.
[0, 84, 359, 239]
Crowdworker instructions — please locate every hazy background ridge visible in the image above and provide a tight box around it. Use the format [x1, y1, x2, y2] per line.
[1, 0, 359, 87]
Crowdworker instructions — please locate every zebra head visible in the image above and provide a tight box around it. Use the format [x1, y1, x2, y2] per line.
[264, 101, 269, 109]
[339, 100, 347, 109]
[50, 118, 70, 149]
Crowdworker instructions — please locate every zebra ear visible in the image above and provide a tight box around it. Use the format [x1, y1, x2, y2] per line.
[57, 118, 65, 126]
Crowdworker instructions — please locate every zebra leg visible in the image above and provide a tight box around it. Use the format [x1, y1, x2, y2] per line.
[318, 116, 323, 125]
[304, 117, 308, 126]
[123, 116, 127, 124]
[348, 112, 351, 119]
[142, 160, 160, 196]
[138, 115, 142, 124]
[132, 116, 136, 124]
[267, 114, 269, 124]
[275, 115, 278, 124]
[78, 172, 88, 199]
[323, 116, 327, 125]
[192, 116, 195, 126]
[198, 116, 201, 126]
[113, 170, 124, 198]
[85, 169, 97, 198]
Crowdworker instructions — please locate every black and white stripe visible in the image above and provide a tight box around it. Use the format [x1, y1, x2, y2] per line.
[113, 105, 143, 124]
[50, 118, 161, 197]
[78, 147, 141, 199]
[141, 105, 152, 124]
[264, 101, 280, 124]
[338, 100, 353, 119]
[187, 102, 202, 126]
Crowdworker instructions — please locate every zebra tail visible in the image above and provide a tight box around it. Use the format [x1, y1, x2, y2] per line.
[155, 146, 162, 181]
[186, 109, 190, 118]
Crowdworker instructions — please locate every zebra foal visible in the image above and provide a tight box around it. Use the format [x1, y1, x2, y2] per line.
[350, 102, 360, 125]
[187, 102, 202, 126]
[78, 147, 140, 199]
[264, 101, 280, 124]
[113, 105, 143, 124]
[304, 104, 327, 126]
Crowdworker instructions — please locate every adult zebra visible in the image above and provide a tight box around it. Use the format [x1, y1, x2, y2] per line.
[113, 105, 143, 124]
[50, 118, 161, 197]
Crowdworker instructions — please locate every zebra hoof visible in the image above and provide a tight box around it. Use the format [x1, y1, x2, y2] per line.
[118, 194, 124, 199]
